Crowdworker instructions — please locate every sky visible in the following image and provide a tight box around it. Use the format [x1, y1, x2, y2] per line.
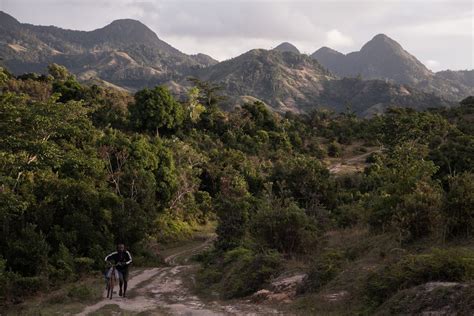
[1, 0, 473, 71]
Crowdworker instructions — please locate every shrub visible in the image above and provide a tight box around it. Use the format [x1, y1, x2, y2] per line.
[197, 247, 282, 299]
[443, 173, 474, 239]
[67, 284, 95, 301]
[5, 224, 50, 277]
[214, 175, 251, 251]
[73, 257, 95, 275]
[250, 201, 320, 255]
[332, 203, 362, 228]
[50, 244, 75, 283]
[364, 248, 474, 308]
[300, 249, 346, 293]
[220, 247, 282, 298]
[10, 275, 46, 298]
[366, 144, 442, 241]
[391, 181, 443, 242]
[328, 141, 342, 157]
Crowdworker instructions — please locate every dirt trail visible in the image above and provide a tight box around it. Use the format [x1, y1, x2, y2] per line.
[76, 239, 282, 315]
[328, 150, 380, 174]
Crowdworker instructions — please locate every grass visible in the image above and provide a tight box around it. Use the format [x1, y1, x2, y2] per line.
[157, 221, 216, 261]
[290, 228, 401, 315]
[2, 274, 104, 315]
[289, 227, 474, 315]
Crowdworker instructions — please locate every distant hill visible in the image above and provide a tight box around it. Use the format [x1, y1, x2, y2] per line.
[273, 42, 300, 54]
[0, 11, 217, 90]
[0, 12, 456, 115]
[311, 34, 474, 101]
[191, 49, 452, 115]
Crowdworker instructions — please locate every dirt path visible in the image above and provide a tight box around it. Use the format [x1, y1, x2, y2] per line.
[328, 150, 380, 174]
[76, 239, 282, 315]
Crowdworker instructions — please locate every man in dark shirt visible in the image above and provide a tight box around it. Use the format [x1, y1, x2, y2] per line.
[105, 243, 132, 297]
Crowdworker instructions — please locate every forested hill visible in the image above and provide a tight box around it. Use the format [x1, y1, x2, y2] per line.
[1, 65, 474, 314]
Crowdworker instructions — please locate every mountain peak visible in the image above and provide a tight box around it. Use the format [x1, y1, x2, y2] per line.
[93, 18, 159, 44]
[372, 33, 392, 41]
[107, 18, 149, 29]
[361, 33, 403, 53]
[312, 46, 344, 57]
[313, 33, 433, 85]
[273, 42, 300, 54]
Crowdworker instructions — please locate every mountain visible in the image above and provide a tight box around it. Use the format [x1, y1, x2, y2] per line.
[436, 70, 474, 87]
[311, 47, 346, 75]
[312, 34, 432, 84]
[194, 49, 333, 112]
[192, 49, 451, 115]
[311, 34, 474, 101]
[0, 11, 217, 90]
[0, 13, 455, 115]
[273, 42, 300, 54]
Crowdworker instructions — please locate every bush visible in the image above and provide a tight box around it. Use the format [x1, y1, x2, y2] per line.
[220, 247, 282, 298]
[197, 247, 282, 299]
[300, 249, 346, 293]
[332, 203, 362, 228]
[5, 224, 50, 277]
[155, 212, 194, 242]
[250, 201, 320, 255]
[364, 248, 474, 309]
[443, 173, 474, 239]
[67, 284, 95, 301]
[10, 275, 46, 298]
[391, 181, 443, 242]
[73, 257, 95, 275]
[366, 144, 442, 241]
[328, 141, 342, 157]
[50, 244, 75, 283]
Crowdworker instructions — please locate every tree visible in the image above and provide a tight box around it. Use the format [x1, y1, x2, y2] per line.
[250, 198, 319, 255]
[47, 63, 71, 81]
[130, 86, 184, 135]
[366, 143, 442, 242]
[187, 77, 227, 108]
[430, 132, 474, 178]
[380, 108, 451, 148]
[215, 173, 250, 251]
[271, 155, 335, 209]
[5, 224, 50, 276]
[185, 87, 206, 123]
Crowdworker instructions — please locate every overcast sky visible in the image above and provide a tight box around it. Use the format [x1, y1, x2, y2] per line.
[1, 0, 473, 71]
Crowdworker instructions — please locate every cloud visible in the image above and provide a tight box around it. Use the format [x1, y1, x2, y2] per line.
[425, 59, 442, 71]
[1, 0, 472, 70]
[324, 30, 354, 48]
[396, 15, 473, 38]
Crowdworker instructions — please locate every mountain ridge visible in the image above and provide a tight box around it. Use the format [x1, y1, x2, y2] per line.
[0, 12, 463, 115]
[311, 33, 473, 100]
[188, 48, 452, 115]
[0, 11, 217, 88]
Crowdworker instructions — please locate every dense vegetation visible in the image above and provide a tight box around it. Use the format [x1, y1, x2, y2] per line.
[1, 64, 473, 313]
